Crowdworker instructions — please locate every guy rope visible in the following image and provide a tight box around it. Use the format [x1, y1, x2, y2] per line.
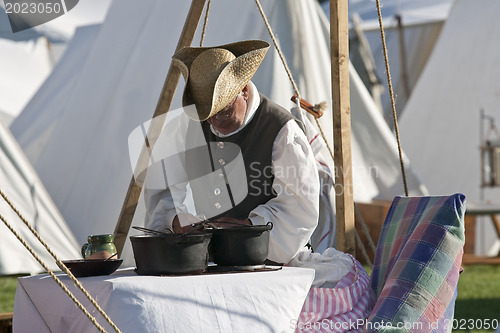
[111, 0, 410, 264]
[0, 189, 121, 333]
[375, 0, 409, 197]
[251, 0, 409, 263]
[252, 0, 379, 262]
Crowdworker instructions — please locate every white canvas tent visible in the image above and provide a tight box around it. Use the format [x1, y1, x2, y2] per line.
[323, 0, 455, 120]
[0, 37, 52, 125]
[11, 0, 426, 267]
[0, 0, 112, 41]
[0, 0, 112, 124]
[0, 119, 80, 275]
[0, 0, 112, 275]
[399, 0, 500, 255]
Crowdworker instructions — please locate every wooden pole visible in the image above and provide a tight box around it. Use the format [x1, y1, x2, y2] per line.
[113, 0, 207, 256]
[330, 0, 356, 254]
[396, 15, 410, 99]
[351, 13, 383, 113]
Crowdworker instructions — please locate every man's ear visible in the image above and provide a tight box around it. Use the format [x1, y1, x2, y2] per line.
[241, 85, 249, 99]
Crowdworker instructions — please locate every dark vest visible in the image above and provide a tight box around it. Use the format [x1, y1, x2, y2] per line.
[184, 95, 302, 220]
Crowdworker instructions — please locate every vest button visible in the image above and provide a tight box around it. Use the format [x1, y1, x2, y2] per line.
[218, 158, 225, 165]
[218, 141, 224, 148]
[214, 188, 221, 195]
[214, 202, 221, 209]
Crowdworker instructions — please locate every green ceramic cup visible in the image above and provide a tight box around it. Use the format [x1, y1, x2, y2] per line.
[81, 234, 117, 260]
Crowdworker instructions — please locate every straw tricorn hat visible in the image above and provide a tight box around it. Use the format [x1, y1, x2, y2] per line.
[172, 40, 270, 121]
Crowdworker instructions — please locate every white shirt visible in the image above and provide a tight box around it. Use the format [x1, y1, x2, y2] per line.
[144, 82, 319, 264]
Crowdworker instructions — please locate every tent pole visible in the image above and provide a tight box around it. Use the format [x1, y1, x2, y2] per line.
[330, 0, 356, 254]
[113, 0, 207, 256]
[396, 14, 410, 99]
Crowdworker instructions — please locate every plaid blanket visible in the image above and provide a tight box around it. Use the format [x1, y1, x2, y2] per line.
[366, 194, 466, 332]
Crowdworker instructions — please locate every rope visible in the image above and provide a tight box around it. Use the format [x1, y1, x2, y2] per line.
[314, 117, 336, 165]
[0, 189, 121, 333]
[254, 0, 340, 171]
[354, 229, 372, 267]
[354, 203, 377, 254]
[254, 0, 301, 100]
[254, 0, 376, 259]
[254, 0, 342, 164]
[0, 213, 109, 333]
[374, 0, 409, 196]
[199, 0, 211, 47]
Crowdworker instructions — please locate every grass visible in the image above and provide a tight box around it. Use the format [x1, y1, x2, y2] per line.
[1, 265, 499, 331]
[0, 275, 21, 313]
[453, 265, 500, 332]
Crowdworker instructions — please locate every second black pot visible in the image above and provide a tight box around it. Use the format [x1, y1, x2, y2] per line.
[209, 222, 273, 266]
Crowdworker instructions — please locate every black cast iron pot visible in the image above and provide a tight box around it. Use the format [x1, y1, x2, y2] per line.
[130, 232, 212, 275]
[209, 222, 273, 266]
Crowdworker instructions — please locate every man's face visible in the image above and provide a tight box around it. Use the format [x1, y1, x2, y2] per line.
[206, 87, 248, 135]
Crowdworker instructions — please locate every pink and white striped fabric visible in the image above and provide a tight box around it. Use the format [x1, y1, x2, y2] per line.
[295, 255, 376, 332]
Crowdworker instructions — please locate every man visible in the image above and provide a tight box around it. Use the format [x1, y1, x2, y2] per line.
[144, 40, 319, 264]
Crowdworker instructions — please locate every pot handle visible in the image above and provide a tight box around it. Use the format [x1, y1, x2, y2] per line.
[206, 220, 255, 228]
[207, 220, 274, 229]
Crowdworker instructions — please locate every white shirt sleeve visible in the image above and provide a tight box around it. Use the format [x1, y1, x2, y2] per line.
[143, 109, 194, 231]
[143, 185, 187, 232]
[249, 119, 320, 264]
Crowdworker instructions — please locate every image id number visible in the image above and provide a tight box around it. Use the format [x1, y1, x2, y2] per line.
[444, 318, 499, 330]
[5, 2, 62, 14]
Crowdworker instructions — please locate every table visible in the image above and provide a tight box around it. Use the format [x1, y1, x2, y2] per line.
[13, 267, 314, 333]
[0, 312, 12, 333]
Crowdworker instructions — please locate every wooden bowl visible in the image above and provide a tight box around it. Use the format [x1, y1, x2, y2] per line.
[61, 259, 123, 278]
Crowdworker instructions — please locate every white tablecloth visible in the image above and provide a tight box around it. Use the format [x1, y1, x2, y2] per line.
[13, 267, 314, 333]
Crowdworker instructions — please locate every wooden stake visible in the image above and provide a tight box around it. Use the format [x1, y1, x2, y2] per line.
[113, 0, 207, 256]
[330, 0, 355, 254]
